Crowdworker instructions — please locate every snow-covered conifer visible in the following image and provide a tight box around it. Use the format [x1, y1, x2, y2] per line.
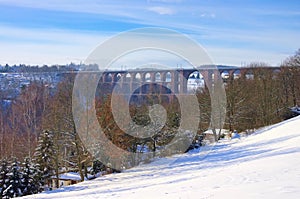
[5, 160, 23, 198]
[21, 157, 43, 196]
[33, 130, 56, 189]
[0, 159, 10, 198]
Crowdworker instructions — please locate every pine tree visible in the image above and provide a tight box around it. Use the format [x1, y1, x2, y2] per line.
[0, 159, 10, 198]
[33, 130, 56, 190]
[32, 163, 44, 193]
[5, 160, 23, 198]
[21, 158, 42, 196]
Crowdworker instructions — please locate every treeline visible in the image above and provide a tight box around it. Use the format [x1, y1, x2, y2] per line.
[0, 63, 79, 73]
[197, 50, 300, 140]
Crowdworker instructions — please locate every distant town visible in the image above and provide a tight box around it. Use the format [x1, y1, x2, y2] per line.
[0, 63, 80, 102]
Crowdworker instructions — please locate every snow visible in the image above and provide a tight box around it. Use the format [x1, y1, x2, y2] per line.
[203, 128, 230, 135]
[230, 132, 240, 139]
[52, 172, 96, 181]
[52, 172, 82, 181]
[23, 116, 300, 199]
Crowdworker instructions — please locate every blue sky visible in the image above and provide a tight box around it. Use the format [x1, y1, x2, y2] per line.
[0, 0, 299, 66]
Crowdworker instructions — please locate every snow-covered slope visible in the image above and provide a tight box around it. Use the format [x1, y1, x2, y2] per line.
[25, 116, 300, 199]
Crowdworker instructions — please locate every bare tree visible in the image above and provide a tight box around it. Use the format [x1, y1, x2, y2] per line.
[282, 49, 300, 106]
[17, 82, 46, 158]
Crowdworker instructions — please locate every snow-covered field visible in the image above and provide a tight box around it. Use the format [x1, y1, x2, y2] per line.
[24, 116, 300, 199]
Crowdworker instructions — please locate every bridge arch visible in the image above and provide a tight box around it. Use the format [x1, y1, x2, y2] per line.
[165, 72, 172, 82]
[144, 72, 151, 82]
[233, 70, 241, 79]
[220, 70, 230, 80]
[135, 73, 141, 81]
[187, 71, 203, 93]
[124, 73, 132, 82]
[103, 73, 113, 82]
[113, 73, 122, 82]
[244, 70, 254, 80]
[155, 72, 161, 82]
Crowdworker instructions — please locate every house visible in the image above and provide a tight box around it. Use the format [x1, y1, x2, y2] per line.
[51, 172, 82, 188]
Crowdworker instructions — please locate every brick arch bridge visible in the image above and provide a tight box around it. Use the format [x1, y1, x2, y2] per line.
[96, 66, 280, 100]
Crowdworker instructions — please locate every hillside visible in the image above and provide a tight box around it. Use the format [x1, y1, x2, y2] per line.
[24, 116, 300, 199]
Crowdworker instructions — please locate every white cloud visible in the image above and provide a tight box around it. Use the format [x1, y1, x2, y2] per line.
[0, 26, 110, 65]
[148, 6, 175, 15]
[0, 0, 143, 19]
[200, 13, 216, 18]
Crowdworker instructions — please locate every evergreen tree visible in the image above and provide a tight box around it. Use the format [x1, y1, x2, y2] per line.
[21, 158, 42, 196]
[33, 130, 56, 189]
[32, 163, 44, 193]
[0, 159, 10, 198]
[5, 160, 23, 198]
